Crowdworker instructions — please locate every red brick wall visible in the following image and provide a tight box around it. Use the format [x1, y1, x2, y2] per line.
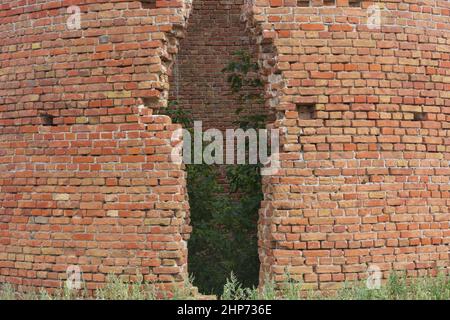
[168, 0, 268, 130]
[0, 0, 449, 294]
[0, 0, 192, 293]
[245, 0, 450, 289]
[167, 0, 271, 196]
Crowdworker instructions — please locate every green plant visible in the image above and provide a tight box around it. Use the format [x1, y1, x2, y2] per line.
[222, 50, 263, 99]
[160, 50, 269, 296]
[0, 283, 16, 300]
[222, 50, 265, 116]
[221, 272, 256, 300]
[163, 100, 193, 128]
[169, 275, 197, 300]
[280, 276, 303, 300]
[334, 271, 450, 300]
[187, 163, 258, 294]
[1, 272, 449, 300]
[95, 274, 156, 300]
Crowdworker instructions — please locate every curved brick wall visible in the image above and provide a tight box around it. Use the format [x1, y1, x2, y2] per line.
[0, 0, 193, 293]
[245, 0, 450, 289]
[168, 0, 268, 131]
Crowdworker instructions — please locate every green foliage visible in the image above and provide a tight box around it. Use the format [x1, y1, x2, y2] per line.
[222, 50, 265, 115]
[221, 272, 252, 300]
[161, 104, 262, 294]
[1, 272, 449, 300]
[233, 113, 268, 130]
[0, 283, 15, 300]
[280, 277, 304, 300]
[219, 271, 450, 301]
[159, 48, 278, 295]
[186, 162, 260, 295]
[180, 116, 263, 294]
[335, 271, 450, 300]
[169, 275, 197, 300]
[96, 274, 156, 300]
[163, 100, 193, 128]
[161, 50, 269, 296]
[221, 274, 278, 300]
[51, 284, 88, 300]
[0, 281, 88, 300]
[221, 50, 262, 95]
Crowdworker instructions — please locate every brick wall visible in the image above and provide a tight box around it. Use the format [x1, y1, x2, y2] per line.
[168, 0, 268, 131]
[244, 0, 450, 289]
[0, 0, 193, 293]
[0, 0, 449, 294]
[167, 0, 275, 197]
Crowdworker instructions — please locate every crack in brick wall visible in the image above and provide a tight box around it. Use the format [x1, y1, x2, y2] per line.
[0, 0, 449, 294]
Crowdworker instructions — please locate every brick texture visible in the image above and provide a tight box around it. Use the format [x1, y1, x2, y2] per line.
[0, 0, 449, 294]
[244, 0, 450, 290]
[0, 0, 193, 293]
[168, 0, 268, 131]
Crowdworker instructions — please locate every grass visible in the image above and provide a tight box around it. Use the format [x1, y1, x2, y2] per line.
[1, 271, 449, 300]
[334, 272, 450, 300]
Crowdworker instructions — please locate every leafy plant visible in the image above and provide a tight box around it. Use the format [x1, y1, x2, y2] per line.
[1, 272, 449, 300]
[334, 271, 450, 300]
[222, 50, 262, 93]
[0, 283, 15, 300]
[163, 100, 193, 128]
[95, 274, 156, 300]
[222, 50, 265, 115]
[186, 162, 260, 294]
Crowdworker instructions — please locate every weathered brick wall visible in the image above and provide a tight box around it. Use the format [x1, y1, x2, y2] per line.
[244, 0, 450, 289]
[0, 0, 193, 293]
[168, 0, 268, 131]
[0, 0, 449, 294]
[168, 0, 273, 195]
